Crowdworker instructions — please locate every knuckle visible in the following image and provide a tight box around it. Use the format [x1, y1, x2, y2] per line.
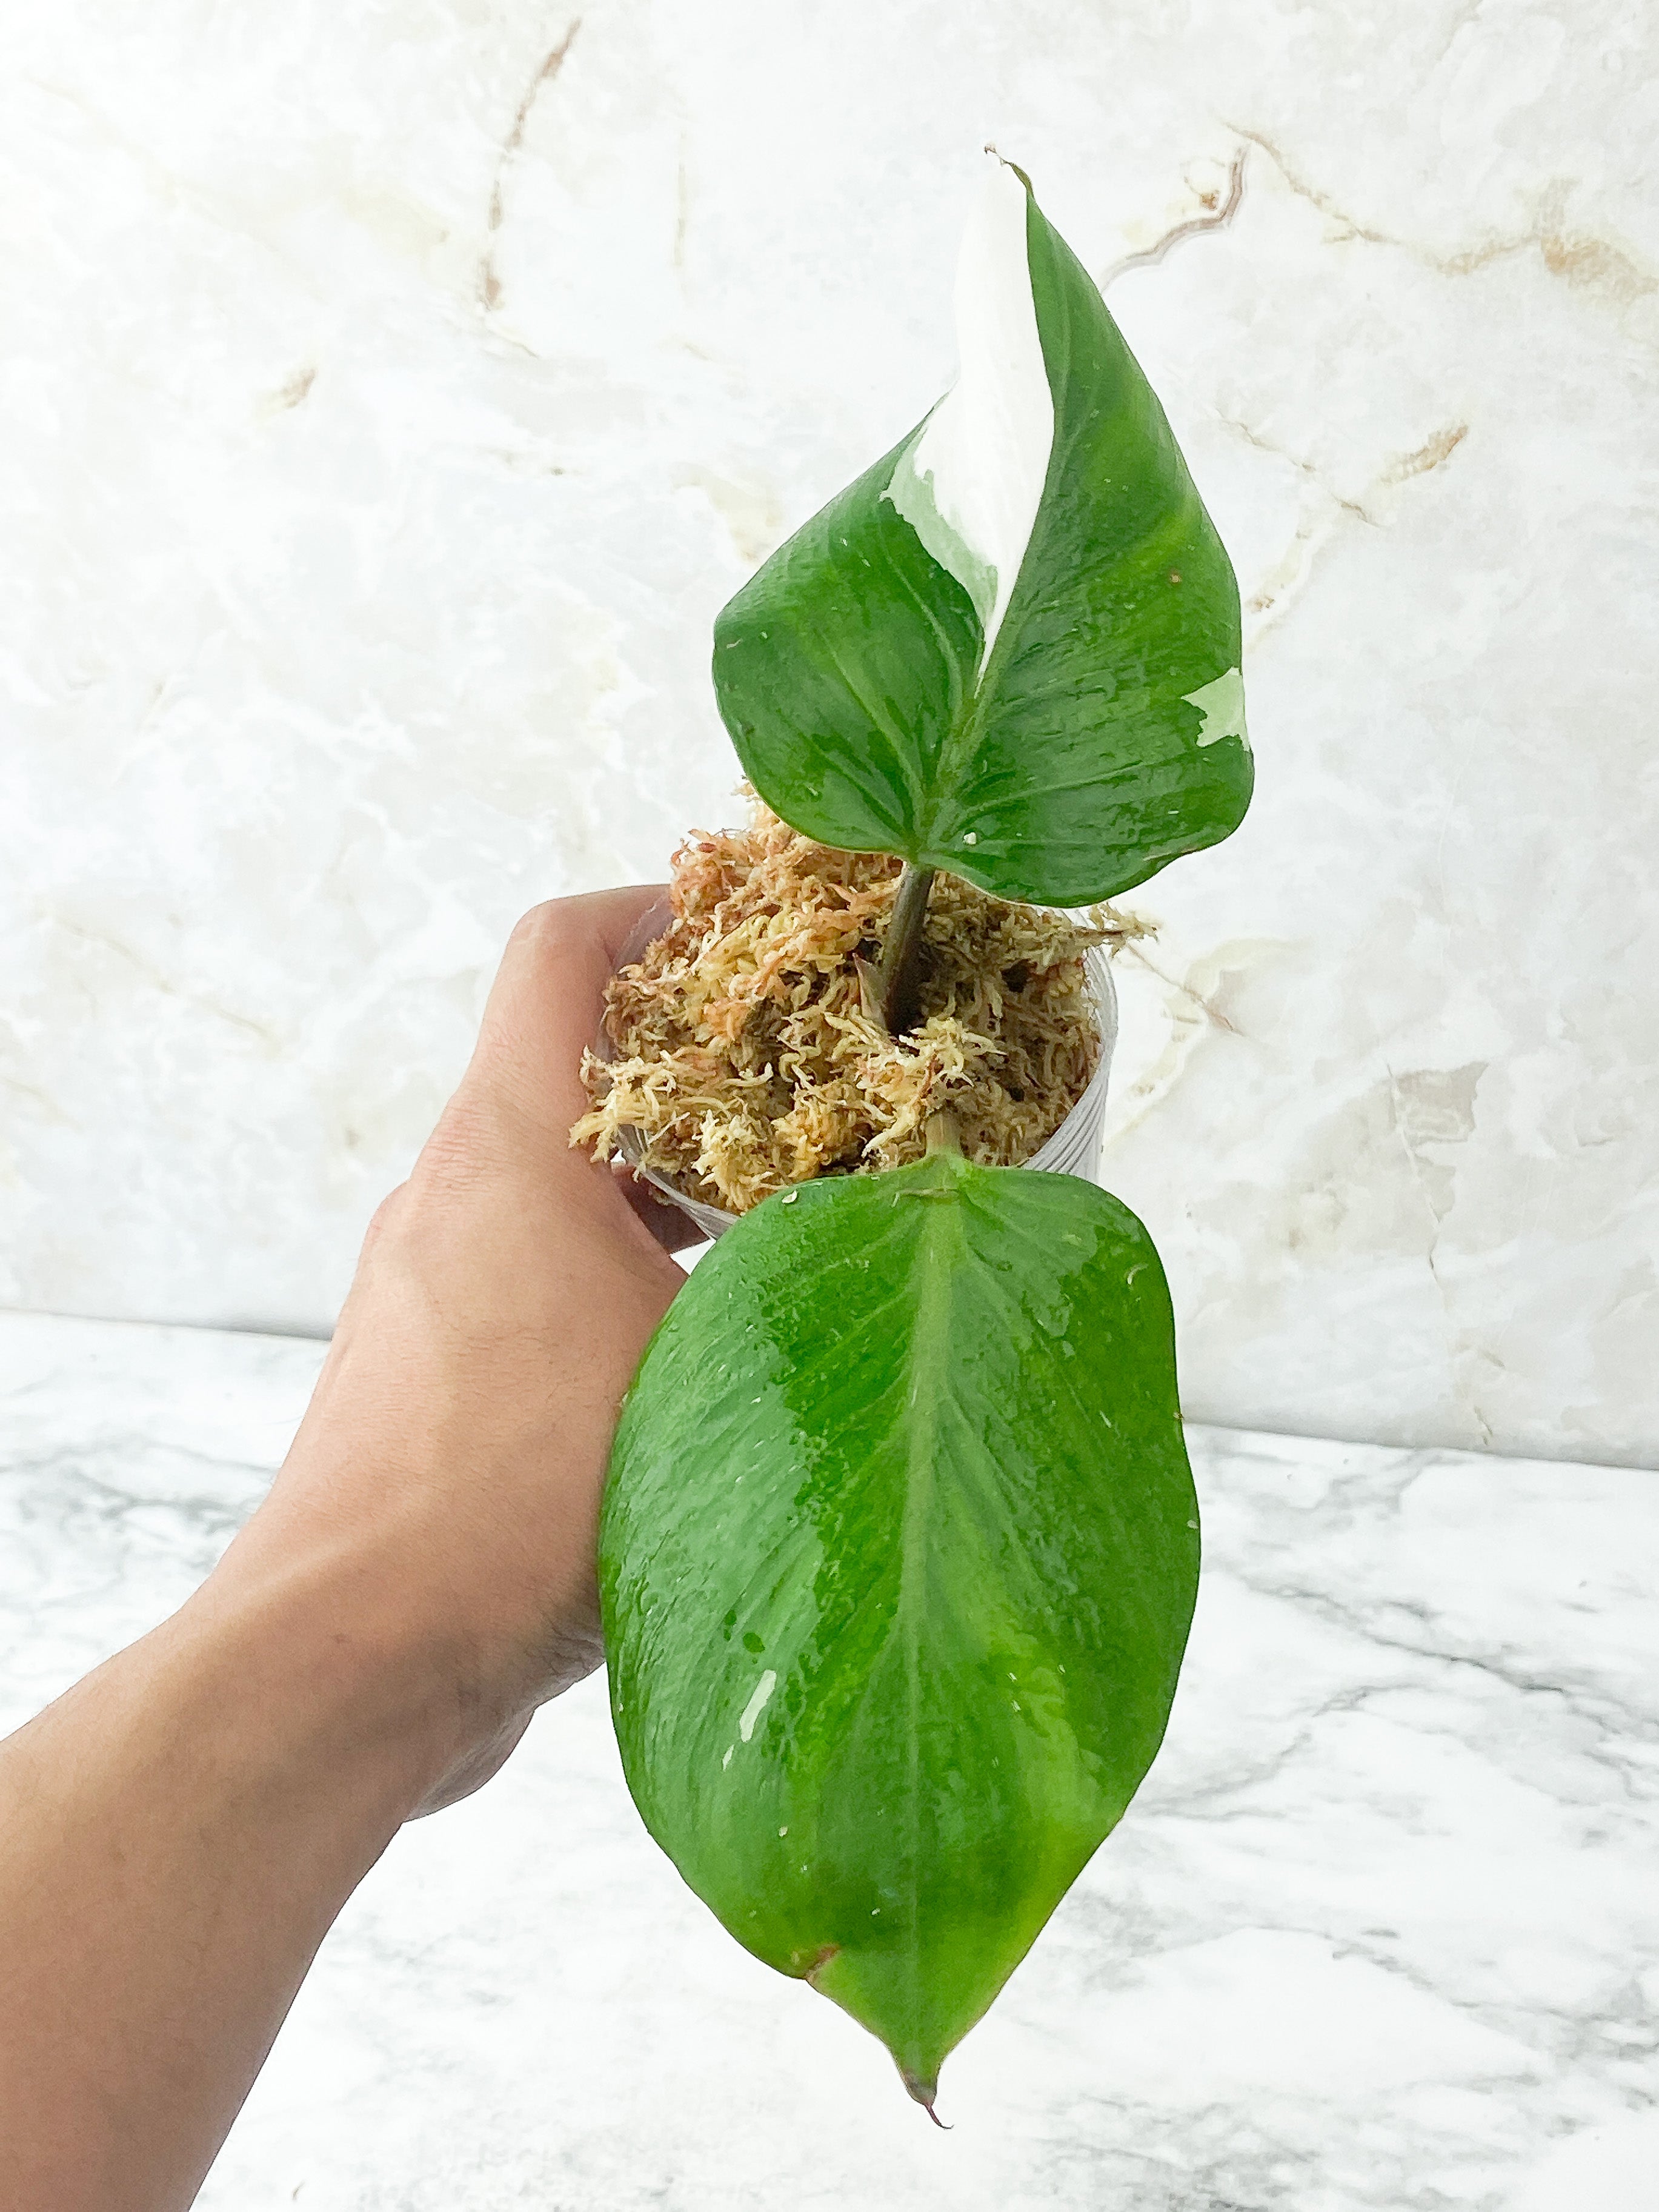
[361, 1183, 410, 1252]
[414, 1094, 504, 1193]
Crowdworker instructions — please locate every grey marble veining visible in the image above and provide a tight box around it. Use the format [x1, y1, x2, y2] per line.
[2, 1310, 1654, 2208]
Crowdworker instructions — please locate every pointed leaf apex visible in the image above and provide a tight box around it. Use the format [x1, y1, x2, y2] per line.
[903, 2070, 949, 2125]
[983, 144, 1034, 195]
[888, 158, 1053, 668]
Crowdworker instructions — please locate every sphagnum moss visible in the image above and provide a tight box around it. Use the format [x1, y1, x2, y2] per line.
[571, 800, 1145, 1215]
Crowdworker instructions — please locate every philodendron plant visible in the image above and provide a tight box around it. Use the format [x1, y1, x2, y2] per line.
[598, 158, 1250, 2113]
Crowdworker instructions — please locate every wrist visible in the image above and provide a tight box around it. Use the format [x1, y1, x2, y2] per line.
[179, 1523, 494, 1825]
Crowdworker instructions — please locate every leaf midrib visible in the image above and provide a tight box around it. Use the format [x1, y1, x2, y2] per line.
[891, 1186, 965, 2008]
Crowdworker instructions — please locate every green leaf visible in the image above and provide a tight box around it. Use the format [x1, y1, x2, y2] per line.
[600, 1151, 1200, 2103]
[711, 163, 1251, 908]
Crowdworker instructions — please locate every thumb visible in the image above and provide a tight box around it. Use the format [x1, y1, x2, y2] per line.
[448, 887, 670, 1166]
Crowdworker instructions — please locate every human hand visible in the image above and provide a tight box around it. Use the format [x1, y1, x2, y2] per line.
[206, 886, 693, 1814]
[0, 889, 698, 2210]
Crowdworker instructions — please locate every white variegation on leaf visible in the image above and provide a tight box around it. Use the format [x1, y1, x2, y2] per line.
[711, 158, 1252, 907]
[1183, 665, 1249, 752]
[883, 158, 1054, 672]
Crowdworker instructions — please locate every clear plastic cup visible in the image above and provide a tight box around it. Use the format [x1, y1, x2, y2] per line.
[598, 905, 1117, 1243]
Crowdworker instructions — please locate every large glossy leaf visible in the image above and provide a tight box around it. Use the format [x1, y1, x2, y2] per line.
[600, 1150, 1200, 2104]
[711, 162, 1251, 908]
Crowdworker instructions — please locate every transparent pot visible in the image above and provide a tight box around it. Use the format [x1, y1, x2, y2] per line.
[600, 903, 1118, 1243]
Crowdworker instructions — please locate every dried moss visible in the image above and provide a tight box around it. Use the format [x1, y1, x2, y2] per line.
[572, 805, 1141, 1215]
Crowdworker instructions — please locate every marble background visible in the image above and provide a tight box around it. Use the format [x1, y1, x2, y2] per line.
[4, 1308, 1657, 2210]
[2, 0, 1656, 1463]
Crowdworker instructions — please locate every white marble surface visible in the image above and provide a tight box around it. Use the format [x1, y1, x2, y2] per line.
[4, 1307, 1657, 2208]
[2, 2, 1656, 1464]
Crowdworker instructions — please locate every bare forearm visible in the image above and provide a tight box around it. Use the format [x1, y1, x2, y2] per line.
[0, 892, 683, 2206]
[0, 1567, 447, 2211]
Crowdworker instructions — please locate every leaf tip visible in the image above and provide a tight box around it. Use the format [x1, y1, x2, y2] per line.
[982, 142, 1034, 196]
[902, 2070, 949, 2127]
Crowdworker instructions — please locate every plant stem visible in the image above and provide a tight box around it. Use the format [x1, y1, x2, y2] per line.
[924, 1110, 962, 1157]
[876, 864, 936, 1036]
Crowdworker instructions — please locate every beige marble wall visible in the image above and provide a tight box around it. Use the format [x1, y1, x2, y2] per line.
[2, 0, 1654, 1462]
